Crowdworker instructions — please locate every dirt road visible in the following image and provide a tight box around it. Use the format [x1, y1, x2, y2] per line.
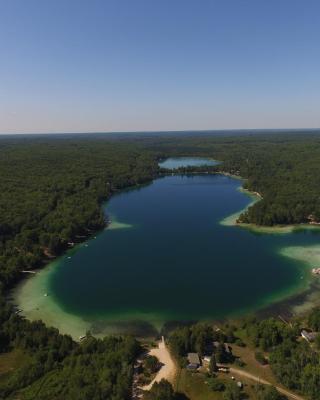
[228, 366, 304, 400]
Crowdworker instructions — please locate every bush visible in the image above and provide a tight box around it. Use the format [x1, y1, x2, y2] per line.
[144, 355, 160, 374]
[208, 379, 225, 392]
[256, 384, 287, 400]
[223, 382, 241, 400]
[144, 379, 175, 400]
[255, 351, 268, 365]
[235, 338, 246, 347]
[234, 358, 245, 367]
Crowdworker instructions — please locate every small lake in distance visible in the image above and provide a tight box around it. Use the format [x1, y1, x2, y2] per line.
[159, 157, 219, 169]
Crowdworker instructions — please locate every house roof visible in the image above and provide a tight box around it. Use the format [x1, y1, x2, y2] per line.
[188, 353, 200, 365]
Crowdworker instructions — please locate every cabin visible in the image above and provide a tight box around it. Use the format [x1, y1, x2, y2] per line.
[187, 353, 200, 370]
[301, 329, 318, 342]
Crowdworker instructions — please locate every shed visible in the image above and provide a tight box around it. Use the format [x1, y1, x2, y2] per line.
[187, 353, 200, 369]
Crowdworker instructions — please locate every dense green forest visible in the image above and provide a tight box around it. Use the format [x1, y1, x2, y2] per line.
[0, 136, 158, 399]
[0, 297, 140, 399]
[1, 131, 320, 398]
[0, 138, 159, 289]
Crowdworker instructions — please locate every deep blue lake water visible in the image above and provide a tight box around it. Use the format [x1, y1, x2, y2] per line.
[46, 159, 320, 329]
[16, 158, 320, 336]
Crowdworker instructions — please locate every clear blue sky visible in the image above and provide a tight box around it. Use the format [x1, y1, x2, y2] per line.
[0, 0, 319, 133]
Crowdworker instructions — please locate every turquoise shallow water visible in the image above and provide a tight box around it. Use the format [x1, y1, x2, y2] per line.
[14, 158, 320, 336]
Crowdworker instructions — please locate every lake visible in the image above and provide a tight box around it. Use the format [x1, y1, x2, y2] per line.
[13, 157, 320, 338]
[159, 157, 219, 169]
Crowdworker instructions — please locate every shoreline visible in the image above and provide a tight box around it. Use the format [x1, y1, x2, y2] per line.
[219, 176, 320, 317]
[10, 165, 320, 339]
[220, 180, 320, 235]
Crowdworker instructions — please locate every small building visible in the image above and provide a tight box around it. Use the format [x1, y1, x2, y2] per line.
[301, 329, 318, 342]
[187, 353, 200, 370]
[212, 341, 231, 353]
[237, 381, 243, 388]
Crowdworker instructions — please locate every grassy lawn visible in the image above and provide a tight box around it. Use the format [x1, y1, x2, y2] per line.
[175, 368, 260, 400]
[0, 349, 31, 383]
[230, 344, 278, 385]
[175, 369, 224, 400]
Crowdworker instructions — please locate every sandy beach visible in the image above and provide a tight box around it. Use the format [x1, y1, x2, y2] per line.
[221, 182, 320, 235]
[142, 337, 176, 391]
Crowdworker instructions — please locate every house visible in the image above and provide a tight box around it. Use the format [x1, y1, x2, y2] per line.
[187, 353, 200, 369]
[212, 341, 231, 353]
[301, 329, 318, 342]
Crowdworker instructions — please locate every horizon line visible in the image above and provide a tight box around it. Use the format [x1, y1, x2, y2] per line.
[1, 127, 320, 136]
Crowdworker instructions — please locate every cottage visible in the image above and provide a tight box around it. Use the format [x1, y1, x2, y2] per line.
[187, 353, 200, 370]
[301, 329, 318, 342]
